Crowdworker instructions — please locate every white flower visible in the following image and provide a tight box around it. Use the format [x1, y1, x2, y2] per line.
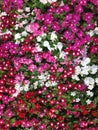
[38, 72, 50, 83]
[15, 84, 21, 90]
[33, 81, 38, 89]
[31, 10, 34, 15]
[52, 0, 57, 2]
[45, 81, 51, 87]
[71, 92, 76, 96]
[76, 98, 80, 102]
[43, 41, 49, 47]
[20, 87, 24, 91]
[24, 86, 29, 91]
[94, 27, 98, 34]
[86, 99, 92, 104]
[57, 42, 63, 52]
[25, 7, 30, 12]
[15, 33, 21, 40]
[38, 75, 44, 79]
[43, 41, 52, 51]
[21, 31, 28, 36]
[15, 40, 20, 44]
[87, 30, 94, 37]
[18, 9, 23, 13]
[34, 86, 37, 89]
[81, 57, 90, 66]
[59, 51, 65, 59]
[40, 0, 57, 4]
[20, 38, 25, 42]
[95, 78, 98, 85]
[50, 32, 57, 41]
[87, 90, 94, 97]
[22, 20, 28, 25]
[12, 92, 20, 97]
[81, 66, 90, 75]
[75, 66, 81, 75]
[41, 33, 46, 37]
[14, 24, 19, 30]
[72, 75, 80, 81]
[1, 12, 7, 16]
[84, 77, 94, 86]
[36, 43, 42, 52]
[51, 81, 58, 86]
[88, 84, 94, 90]
[90, 65, 98, 74]
[60, 1, 64, 6]
[40, 0, 47, 4]
[36, 36, 42, 42]
[40, 81, 44, 86]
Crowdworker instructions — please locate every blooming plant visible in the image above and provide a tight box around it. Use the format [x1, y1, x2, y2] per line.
[0, 0, 98, 130]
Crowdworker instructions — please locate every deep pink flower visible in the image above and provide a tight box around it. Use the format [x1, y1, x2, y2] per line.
[90, 0, 98, 6]
[83, 12, 93, 22]
[14, 72, 25, 83]
[52, 22, 60, 31]
[2, 0, 23, 12]
[91, 46, 98, 53]
[78, 0, 87, 6]
[64, 31, 71, 40]
[35, 54, 42, 63]
[28, 64, 37, 72]
[80, 121, 88, 128]
[63, 4, 70, 12]
[75, 4, 83, 13]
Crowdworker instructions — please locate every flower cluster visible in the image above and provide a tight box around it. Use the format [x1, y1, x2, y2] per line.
[0, 0, 98, 130]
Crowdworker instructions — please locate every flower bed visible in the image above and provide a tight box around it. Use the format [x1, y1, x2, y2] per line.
[0, 0, 98, 129]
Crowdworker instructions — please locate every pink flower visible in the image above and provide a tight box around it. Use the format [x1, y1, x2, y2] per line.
[83, 12, 93, 22]
[38, 63, 50, 73]
[14, 72, 25, 83]
[28, 64, 37, 72]
[91, 46, 98, 53]
[35, 54, 42, 63]
[26, 22, 44, 36]
[34, 8, 42, 20]
[6, 110, 13, 118]
[30, 23, 40, 33]
[80, 121, 88, 128]
[2, 0, 23, 12]
[73, 104, 79, 109]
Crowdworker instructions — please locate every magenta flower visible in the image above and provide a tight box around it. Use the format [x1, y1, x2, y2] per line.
[64, 31, 71, 40]
[83, 12, 93, 22]
[75, 4, 83, 13]
[28, 64, 37, 72]
[2, 0, 23, 12]
[14, 72, 25, 83]
[52, 22, 60, 31]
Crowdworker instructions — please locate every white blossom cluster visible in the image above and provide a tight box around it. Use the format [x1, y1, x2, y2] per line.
[72, 57, 98, 81]
[71, 57, 98, 104]
[39, 0, 57, 5]
[13, 82, 30, 97]
[33, 72, 58, 89]
[87, 26, 98, 36]
[36, 31, 65, 59]
[71, 91, 93, 104]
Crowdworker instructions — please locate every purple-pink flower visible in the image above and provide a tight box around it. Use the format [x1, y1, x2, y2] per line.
[2, 0, 23, 12]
